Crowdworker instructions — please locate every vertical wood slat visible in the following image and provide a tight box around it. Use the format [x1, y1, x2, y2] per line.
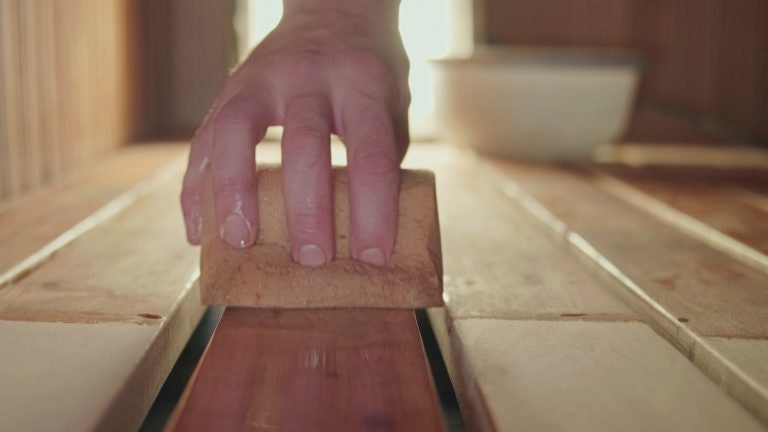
[0, 0, 135, 204]
[0, 0, 23, 198]
[0, 1, 7, 197]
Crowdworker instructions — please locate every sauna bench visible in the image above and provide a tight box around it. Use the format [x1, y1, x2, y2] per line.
[0, 141, 766, 431]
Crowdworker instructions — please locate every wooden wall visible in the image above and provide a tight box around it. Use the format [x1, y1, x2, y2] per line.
[482, 0, 768, 145]
[0, 0, 137, 202]
[133, 0, 236, 139]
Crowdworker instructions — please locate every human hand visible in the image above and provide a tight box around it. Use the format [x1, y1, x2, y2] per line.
[181, 0, 409, 267]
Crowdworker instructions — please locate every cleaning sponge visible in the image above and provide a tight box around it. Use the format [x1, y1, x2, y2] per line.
[200, 167, 443, 308]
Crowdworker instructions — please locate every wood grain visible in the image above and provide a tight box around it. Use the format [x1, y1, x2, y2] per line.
[0, 153, 203, 430]
[493, 159, 768, 424]
[0, 0, 137, 203]
[168, 308, 444, 432]
[447, 319, 764, 432]
[0, 143, 186, 289]
[432, 151, 634, 321]
[0, 170, 199, 323]
[201, 168, 443, 309]
[413, 146, 760, 430]
[0, 288, 201, 432]
[596, 165, 768, 273]
[593, 142, 768, 169]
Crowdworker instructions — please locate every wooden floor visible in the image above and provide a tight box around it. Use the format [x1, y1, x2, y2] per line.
[1, 141, 767, 431]
[0, 143, 204, 432]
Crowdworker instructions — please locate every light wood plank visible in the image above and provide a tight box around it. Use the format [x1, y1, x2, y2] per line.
[593, 143, 768, 169]
[493, 159, 768, 424]
[0, 143, 186, 289]
[431, 150, 633, 321]
[168, 308, 444, 431]
[0, 168, 199, 323]
[595, 166, 768, 274]
[445, 319, 764, 432]
[418, 147, 764, 430]
[0, 167, 203, 430]
[0, 289, 199, 431]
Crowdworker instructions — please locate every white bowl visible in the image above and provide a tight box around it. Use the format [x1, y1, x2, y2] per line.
[432, 47, 642, 162]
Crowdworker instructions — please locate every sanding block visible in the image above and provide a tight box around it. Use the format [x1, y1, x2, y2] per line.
[200, 167, 443, 308]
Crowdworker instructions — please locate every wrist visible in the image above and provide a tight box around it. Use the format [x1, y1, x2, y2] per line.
[282, 0, 400, 34]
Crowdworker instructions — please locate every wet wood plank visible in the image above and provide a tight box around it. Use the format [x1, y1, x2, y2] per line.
[168, 308, 444, 432]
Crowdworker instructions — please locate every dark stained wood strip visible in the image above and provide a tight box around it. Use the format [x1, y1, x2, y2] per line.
[168, 308, 444, 432]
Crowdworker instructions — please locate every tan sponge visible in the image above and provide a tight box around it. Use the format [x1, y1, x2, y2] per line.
[200, 167, 443, 308]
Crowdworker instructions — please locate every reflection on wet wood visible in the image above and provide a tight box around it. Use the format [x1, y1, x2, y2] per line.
[168, 308, 444, 432]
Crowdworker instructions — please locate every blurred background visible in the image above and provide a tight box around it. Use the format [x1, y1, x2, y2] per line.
[0, 0, 766, 202]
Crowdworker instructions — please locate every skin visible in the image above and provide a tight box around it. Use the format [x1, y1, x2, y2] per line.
[181, 0, 410, 267]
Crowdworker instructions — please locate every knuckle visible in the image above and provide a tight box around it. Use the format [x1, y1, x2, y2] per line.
[214, 100, 252, 130]
[292, 49, 325, 76]
[355, 102, 393, 136]
[284, 124, 326, 145]
[212, 176, 245, 205]
[343, 51, 390, 86]
[290, 209, 327, 235]
[352, 148, 399, 176]
[180, 184, 199, 206]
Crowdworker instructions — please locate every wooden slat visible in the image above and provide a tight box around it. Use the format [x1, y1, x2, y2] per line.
[595, 166, 768, 273]
[0, 0, 23, 198]
[492, 158, 768, 424]
[0, 174, 197, 323]
[593, 143, 768, 169]
[0, 165, 203, 431]
[0, 1, 8, 197]
[444, 319, 763, 432]
[167, 308, 444, 431]
[418, 146, 764, 431]
[0, 143, 186, 288]
[0, 0, 137, 203]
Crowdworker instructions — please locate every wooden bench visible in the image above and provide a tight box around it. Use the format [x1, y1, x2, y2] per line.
[1, 142, 766, 431]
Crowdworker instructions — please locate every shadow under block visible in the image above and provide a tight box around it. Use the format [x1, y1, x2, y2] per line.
[200, 167, 443, 308]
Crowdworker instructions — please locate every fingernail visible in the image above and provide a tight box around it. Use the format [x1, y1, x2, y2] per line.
[297, 244, 326, 267]
[358, 248, 386, 266]
[220, 215, 253, 248]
